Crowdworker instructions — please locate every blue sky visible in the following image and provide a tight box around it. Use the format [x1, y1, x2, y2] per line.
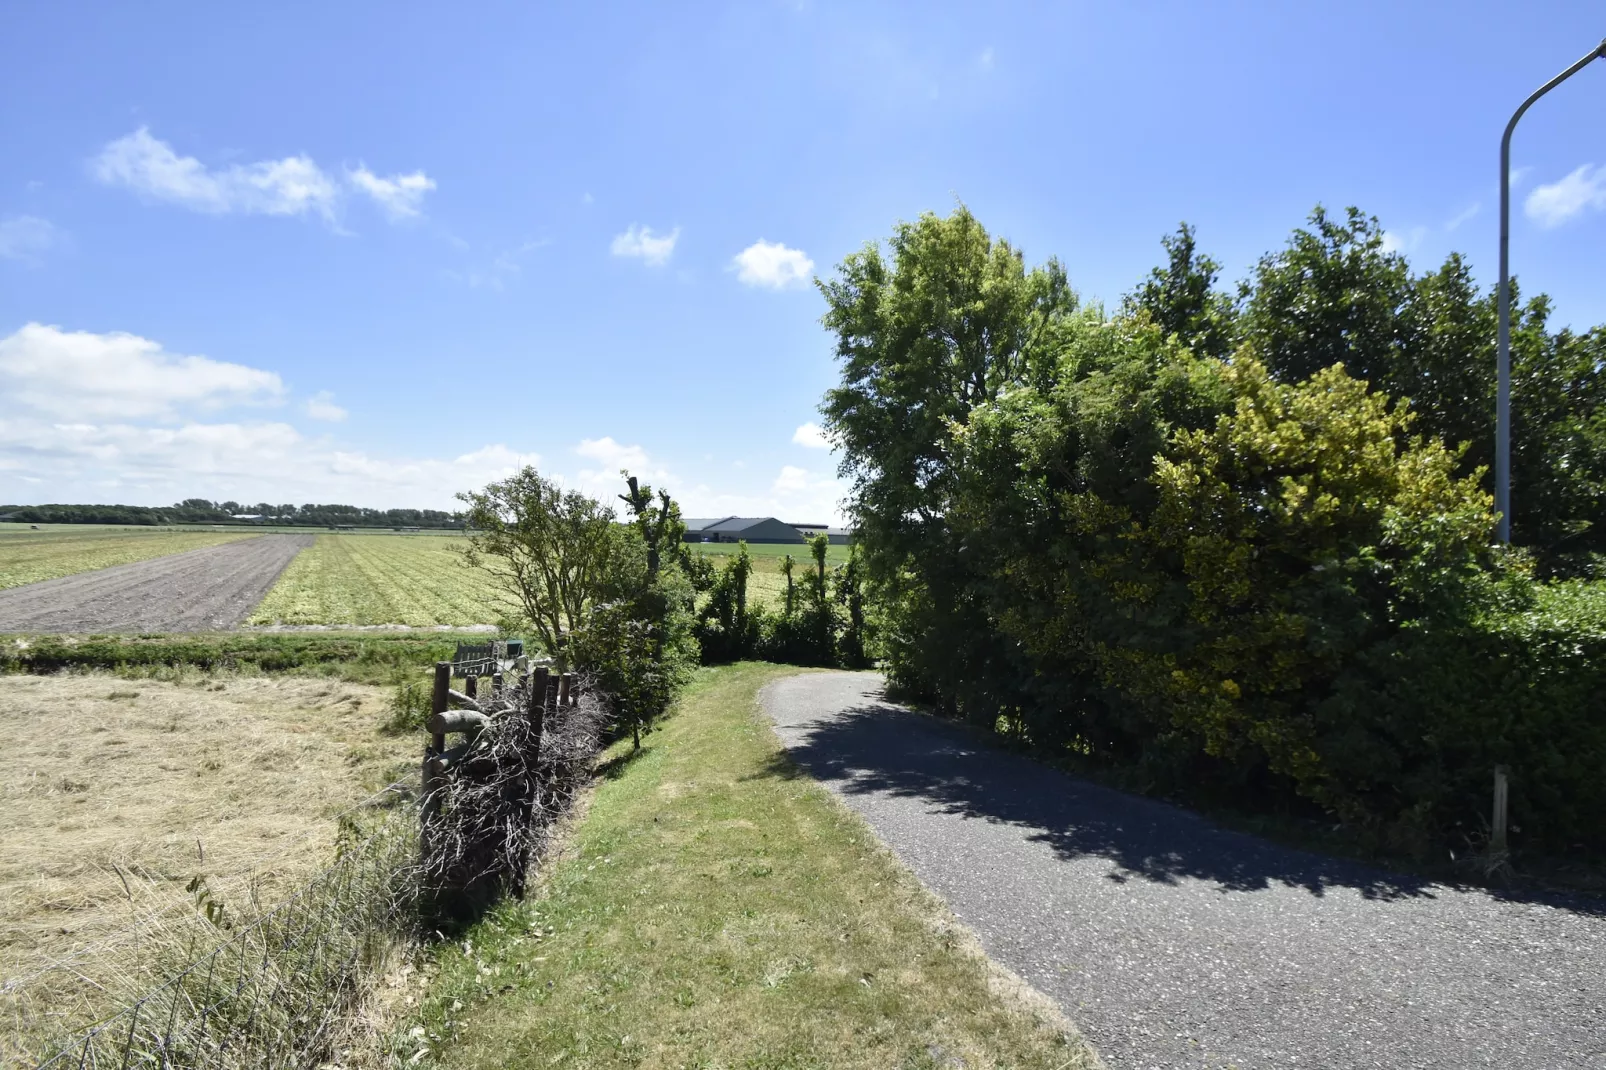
[2, 1, 1604, 521]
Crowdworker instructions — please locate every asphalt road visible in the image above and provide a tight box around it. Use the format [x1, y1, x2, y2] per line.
[761, 671, 1606, 1070]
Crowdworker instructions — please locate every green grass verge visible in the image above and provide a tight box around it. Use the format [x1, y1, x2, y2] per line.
[402, 663, 1095, 1070]
[0, 631, 491, 683]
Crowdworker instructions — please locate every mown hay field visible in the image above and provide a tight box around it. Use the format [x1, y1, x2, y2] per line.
[249, 534, 503, 628]
[0, 529, 259, 591]
[0, 672, 416, 1052]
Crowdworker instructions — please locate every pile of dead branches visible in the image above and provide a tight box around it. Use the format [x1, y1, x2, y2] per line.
[419, 669, 605, 924]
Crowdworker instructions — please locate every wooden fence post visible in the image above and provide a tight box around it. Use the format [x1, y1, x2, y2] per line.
[430, 661, 450, 752]
[1491, 765, 1510, 854]
[423, 661, 452, 832]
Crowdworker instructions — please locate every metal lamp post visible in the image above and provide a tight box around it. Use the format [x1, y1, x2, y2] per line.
[1496, 38, 1606, 543]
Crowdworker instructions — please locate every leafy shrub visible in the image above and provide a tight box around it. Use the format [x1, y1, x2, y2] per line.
[821, 204, 1606, 858]
[382, 674, 433, 734]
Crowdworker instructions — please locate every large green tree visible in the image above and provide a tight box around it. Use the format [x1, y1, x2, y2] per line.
[820, 205, 1078, 711]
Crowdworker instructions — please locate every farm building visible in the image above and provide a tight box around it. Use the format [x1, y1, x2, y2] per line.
[683, 516, 808, 544]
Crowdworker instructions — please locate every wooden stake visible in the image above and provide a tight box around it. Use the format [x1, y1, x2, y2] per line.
[430, 662, 450, 753]
[556, 673, 572, 709]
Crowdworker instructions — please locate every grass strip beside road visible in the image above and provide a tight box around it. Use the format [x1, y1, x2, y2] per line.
[0, 529, 259, 590]
[406, 663, 1095, 1070]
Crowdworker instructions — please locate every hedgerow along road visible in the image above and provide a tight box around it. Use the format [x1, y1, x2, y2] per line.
[762, 671, 1605, 1070]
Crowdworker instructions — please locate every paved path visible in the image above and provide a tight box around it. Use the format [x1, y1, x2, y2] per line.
[761, 671, 1606, 1070]
[0, 534, 312, 632]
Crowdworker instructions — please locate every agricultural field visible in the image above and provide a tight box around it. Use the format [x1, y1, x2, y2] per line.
[249, 533, 505, 628]
[0, 528, 259, 591]
[0, 672, 415, 1053]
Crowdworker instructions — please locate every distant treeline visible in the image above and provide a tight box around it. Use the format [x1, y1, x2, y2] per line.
[0, 499, 463, 528]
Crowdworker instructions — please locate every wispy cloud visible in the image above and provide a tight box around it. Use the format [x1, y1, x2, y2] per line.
[1380, 226, 1426, 254]
[1445, 202, 1480, 232]
[304, 390, 347, 422]
[346, 166, 436, 220]
[449, 239, 553, 291]
[611, 224, 679, 266]
[92, 128, 435, 225]
[732, 240, 814, 289]
[0, 215, 60, 264]
[1525, 164, 1606, 228]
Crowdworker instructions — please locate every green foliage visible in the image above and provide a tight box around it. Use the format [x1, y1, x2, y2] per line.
[694, 542, 761, 662]
[821, 204, 1079, 715]
[383, 674, 434, 735]
[458, 468, 625, 658]
[0, 631, 468, 680]
[823, 204, 1606, 858]
[460, 465, 696, 747]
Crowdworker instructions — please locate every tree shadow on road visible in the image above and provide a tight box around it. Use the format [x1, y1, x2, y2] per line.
[761, 694, 1606, 916]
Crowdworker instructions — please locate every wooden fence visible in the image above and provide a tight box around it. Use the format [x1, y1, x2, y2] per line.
[419, 660, 586, 914]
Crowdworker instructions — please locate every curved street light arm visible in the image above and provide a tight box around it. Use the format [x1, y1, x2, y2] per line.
[1496, 38, 1606, 543]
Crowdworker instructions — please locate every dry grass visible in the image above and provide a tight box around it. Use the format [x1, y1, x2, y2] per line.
[0, 529, 258, 590]
[0, 672, 419, 1052]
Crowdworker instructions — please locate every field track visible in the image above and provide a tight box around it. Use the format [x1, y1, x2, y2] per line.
[0, 534, 313, 633]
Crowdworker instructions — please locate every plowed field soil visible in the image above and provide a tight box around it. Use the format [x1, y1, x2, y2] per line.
[0, 535, 312, 633]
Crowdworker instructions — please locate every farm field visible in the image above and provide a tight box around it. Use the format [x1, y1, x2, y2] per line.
[0, 528, 259, 591]
[0, 672, 414, 1054]
[249, 533, 503, 628]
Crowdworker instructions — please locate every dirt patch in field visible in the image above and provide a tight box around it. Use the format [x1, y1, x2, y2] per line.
[0, 534, 312, 633]
[0, 672, 417, 1046]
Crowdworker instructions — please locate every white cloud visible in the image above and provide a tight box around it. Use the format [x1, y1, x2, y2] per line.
[575, 436, 651, 473]
[732, 240, 814, 289]
[0, 323, 284, 420]
[610, 225, 679, 266]
[347, 166, 436, 220]
[0, 417, 536, 511]
[674, 465, 846, 526]
[0, 325, 534, 509]
[1445, 202, 1480, 231]
[304, 391, 347, 422]
[1379, 226, 1426, 254]
[570, 436, 676, 499]
[792, 422, 830, 449]
[93, 128, 341, 220]
[1525, 164, 1606, 228]
[0, 215, 59, 263]
[92, 128, 433, 226]
[773, 465, 812, 493]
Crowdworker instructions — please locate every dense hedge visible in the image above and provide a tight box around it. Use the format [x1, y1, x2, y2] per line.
[818, 205, 1606, 859]
[1370, 582, 1606, 854]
